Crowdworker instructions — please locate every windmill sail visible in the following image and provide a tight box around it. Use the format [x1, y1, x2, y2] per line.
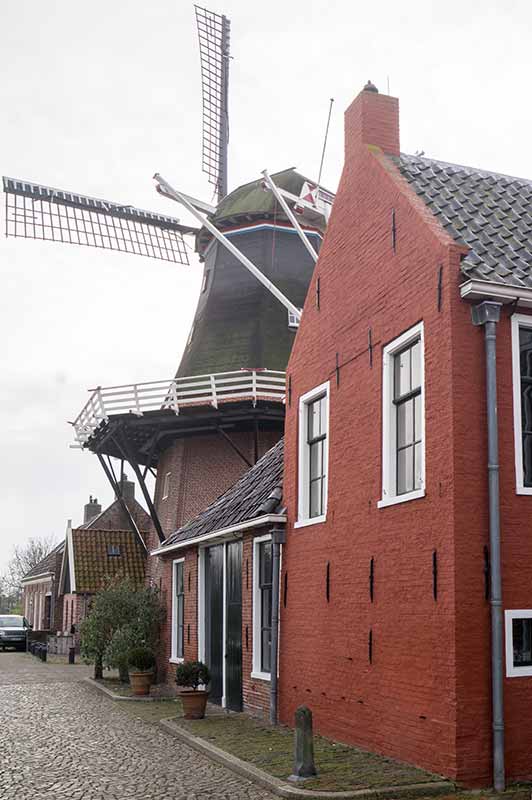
[195, 5, 230, 202]
[3, 176, 196, 264]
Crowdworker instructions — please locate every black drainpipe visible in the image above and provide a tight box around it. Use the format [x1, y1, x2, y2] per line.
[269, 526, 286, 725]
[471, 300, 505, 791]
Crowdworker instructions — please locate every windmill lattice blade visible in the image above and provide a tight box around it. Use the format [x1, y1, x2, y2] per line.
[195, 5, 230, 201]
[3, 176, 196, 265]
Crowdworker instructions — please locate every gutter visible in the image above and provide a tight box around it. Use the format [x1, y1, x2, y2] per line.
[269, 526, 285, 725]
[150, 513, 287, 556]
[471, 300, 505, 791]
[21, 572, 54, 585]
[461, 278, 532, 308]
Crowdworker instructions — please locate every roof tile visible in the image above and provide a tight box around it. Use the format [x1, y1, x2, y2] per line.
[394, 153, 532, 290]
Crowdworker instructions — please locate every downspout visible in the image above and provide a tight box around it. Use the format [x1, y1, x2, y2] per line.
[270, 526, 286, 725]
[471, 300, 505, 791]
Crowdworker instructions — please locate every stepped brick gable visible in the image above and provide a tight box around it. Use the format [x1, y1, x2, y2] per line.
[280, 83, 532, 786]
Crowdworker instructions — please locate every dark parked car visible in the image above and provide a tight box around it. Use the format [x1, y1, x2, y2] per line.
[0, 615, 31, 651]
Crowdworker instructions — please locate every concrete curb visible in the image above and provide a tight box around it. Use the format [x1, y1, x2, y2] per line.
[158, 718, 455, 800]
[84, 677, 177, 703]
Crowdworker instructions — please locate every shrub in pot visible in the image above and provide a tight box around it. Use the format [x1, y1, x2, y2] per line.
[128, 646, 156, 696]
[175, 661, 211, 719]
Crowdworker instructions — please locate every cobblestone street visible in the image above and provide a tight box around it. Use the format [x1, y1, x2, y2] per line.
[0, 653, 274, 799]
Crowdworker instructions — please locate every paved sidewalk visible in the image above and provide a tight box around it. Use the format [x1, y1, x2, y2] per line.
[0, 651, 93, 685]
[0, 653, 273, 799]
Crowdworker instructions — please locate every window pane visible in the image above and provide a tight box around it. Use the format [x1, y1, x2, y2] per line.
[397, 446, 414, 495]
[260, 542, 272, 585]
[176, 563, 184, 594]
[414, 442, 423, 489]
[262, 588, 272, 628]
[397, 400, 414, 448]
[261, 629, 271, 673]
[394, 347, 411, 398]
[520, 327, 532, 487]
[319, 396, 327, 435]
[513, 618, 532, 666]
[414, 395, 422, 441]
[310, 478, 323, 517]
[411, 340, 422, 390]
[308, 399, 321, 440]
[523, 435, 532, 488]
[310, 440, 323, 480]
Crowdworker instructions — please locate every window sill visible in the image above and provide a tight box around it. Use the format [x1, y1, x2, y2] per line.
[294, 514, 326, 529]
[516, 485, 532, 495]
[251, 671, 271, 682]
[506, 666, 532, 678]
[169, 657, 184, 665]
[377, 489, 425, 509]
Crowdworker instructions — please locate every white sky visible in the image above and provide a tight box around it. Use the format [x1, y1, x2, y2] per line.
[2, 0, 532, 570]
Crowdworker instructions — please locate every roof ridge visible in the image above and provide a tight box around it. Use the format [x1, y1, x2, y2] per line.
[401, 152, 532, 187]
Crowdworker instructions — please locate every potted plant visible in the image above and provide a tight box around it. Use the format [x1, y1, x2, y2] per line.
[128, 646, 156, 696]
[175, 660, 211, 719]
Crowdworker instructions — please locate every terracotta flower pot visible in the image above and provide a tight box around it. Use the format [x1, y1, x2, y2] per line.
[178, 689, 209, 719]
[129, 670, 153, 696]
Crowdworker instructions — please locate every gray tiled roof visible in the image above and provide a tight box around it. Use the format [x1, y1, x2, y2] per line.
[162, 438, 284, 549]
[395, 154, 532, 289]
[22, 541, 65, 581]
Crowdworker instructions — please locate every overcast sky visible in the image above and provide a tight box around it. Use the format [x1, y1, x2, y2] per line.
[2, 0, 532, 571]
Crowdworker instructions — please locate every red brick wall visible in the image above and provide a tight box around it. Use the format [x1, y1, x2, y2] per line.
[450, 303, 532, 784]
[85, 499, 151, 540]
[146, 429, 280, 588]
[280, 86, 467, 782]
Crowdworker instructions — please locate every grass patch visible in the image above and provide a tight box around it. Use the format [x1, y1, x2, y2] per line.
[118, 697, 183, 725]
[173, 713, 443, 793]
[97, 677, 176, 699]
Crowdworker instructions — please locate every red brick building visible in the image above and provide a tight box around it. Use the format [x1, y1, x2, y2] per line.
[280, 82, 532, 787]
[58, 478, 150, 632]
[22, 479, 150, 635]
[152, 438, 284, 716]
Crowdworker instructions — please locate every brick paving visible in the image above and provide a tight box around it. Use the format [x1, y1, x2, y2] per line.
[0, 653, 273, 799]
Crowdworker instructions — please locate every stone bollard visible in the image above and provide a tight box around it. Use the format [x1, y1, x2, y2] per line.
[289, 705, 317, 781]
[68, 646, 75, 665]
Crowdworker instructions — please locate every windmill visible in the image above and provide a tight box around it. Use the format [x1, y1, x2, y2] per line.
[4, 1, 334, 710]
[3, 6, 334, 706]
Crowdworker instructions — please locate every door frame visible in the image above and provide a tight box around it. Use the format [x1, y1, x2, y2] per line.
[198, 538, 241, 709]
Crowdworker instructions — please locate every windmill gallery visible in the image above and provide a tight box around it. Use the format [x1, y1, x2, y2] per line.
[8, 5, 532, 793]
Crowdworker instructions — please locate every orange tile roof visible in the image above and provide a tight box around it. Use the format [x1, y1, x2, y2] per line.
[71, 529, 146, 593]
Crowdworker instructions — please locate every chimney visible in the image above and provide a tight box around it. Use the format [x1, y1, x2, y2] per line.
[83, 495, 102, 524]
[117, 474, 135, 503]
[345, 80, 400, 160]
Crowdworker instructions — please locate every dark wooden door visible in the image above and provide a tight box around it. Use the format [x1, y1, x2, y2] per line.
[205, 545, 224, 704]
[43, 595, 51, 630]
[225, 541, 243, 711]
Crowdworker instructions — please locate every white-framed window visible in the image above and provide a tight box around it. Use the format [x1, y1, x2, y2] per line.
[296, 381, 330, 527]
[378, 322, 425, 509]
[511, 314, 532, 494]
[505, 609, 532, 677]
[162, 472, 171, 501]
[171, 558, 185, 662]
[288, 309, 302, 329]
[252, 534, 272, 680]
